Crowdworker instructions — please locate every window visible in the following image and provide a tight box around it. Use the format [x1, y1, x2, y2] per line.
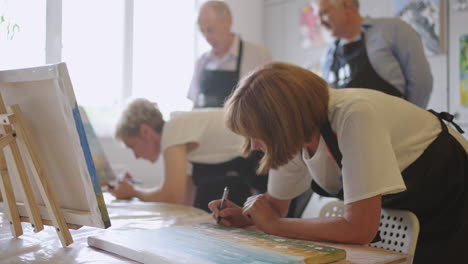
[132, 0, 195, 120]
[0, 0, 198, 136]
[0, 0, 46, 70]
[62, 0, 126, 135]
[62, 0, 197, 135]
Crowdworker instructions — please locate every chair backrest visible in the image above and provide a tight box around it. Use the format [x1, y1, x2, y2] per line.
[369, 208, 419, 264]
[318, 200, 344, 217]
[302, 194, 341, 218]
[319, 201, 419, 264]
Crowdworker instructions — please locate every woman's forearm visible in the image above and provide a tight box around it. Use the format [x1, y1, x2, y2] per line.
[264, 216, 376, 244]
[263, 195, 382, 244]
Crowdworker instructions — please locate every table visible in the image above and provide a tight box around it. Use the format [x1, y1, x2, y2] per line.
[321, 242, 408, 264]
[0, 194, 407, 264]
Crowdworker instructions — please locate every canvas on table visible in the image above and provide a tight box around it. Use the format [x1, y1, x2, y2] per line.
[88, 223, 346, 264]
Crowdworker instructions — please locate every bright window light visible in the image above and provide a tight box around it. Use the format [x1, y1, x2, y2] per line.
[61, 0, 197, 136]
[0, 0, 46, 70]
[132, 0, 195, 118]
[0, 0, 197, 136]
[62, 0, 125, 136]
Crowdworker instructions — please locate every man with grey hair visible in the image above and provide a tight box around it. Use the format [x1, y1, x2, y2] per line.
[187, 0, 271, 108]
[318, 0, 433, 108]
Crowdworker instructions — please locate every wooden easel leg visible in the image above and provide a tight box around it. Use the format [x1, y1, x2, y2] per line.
[11, 105, 73, 247]
[0, 98, 44, 233]
[7, 136, 45, 233]
[0, 151, 23, 237]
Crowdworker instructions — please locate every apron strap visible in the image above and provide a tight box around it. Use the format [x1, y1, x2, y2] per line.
[319, 120, 343, 168]
[235, 38, 243, 75]
[285, 120, 345, 218]
[308, 120, 344, 199]
[428, 109, 464, 134]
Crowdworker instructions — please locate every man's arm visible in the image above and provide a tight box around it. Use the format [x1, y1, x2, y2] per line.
[111, 144, 189, 203]
[393, 20, 433, 108]
[148, 144, 189, 203]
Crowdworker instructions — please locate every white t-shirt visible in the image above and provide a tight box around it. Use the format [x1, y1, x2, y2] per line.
[160, 109, 244, 164]
[269, 88, 468, 204]
[187, 34, 272, 102]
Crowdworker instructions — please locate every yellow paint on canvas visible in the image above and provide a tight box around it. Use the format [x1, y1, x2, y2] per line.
[461, 79, 468, 105]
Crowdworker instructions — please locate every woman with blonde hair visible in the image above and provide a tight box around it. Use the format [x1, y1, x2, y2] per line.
[209, 62, 468, 264]
[108, 98, 266, 212]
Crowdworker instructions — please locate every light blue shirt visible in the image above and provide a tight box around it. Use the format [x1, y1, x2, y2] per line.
[321, 17, 433, 108]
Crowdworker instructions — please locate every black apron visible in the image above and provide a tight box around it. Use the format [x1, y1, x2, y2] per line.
[327, 33, 402, 98]
[291, 111, 467, 264]
[197, 39, 243, 108]
[191, 150, 267, 212]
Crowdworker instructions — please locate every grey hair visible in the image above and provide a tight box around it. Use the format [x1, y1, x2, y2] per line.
[115, 98, 165, 140]
[200, 1, 232, 20]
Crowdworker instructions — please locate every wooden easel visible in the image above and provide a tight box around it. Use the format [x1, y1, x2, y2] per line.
[0, 93, 74, 247]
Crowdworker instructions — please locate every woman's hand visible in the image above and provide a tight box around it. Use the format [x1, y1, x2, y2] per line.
[242, 194, 281, 233]
[107, 178, 136, 200]
[208, 199, 253, 227]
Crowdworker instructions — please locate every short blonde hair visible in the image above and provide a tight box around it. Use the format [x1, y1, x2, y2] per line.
[225, 62, 329, 174]
[115, 98, 165, 140]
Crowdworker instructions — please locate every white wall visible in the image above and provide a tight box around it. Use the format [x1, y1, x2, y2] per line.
[226, 0, 265, 45]
[264, 0, 323, 68]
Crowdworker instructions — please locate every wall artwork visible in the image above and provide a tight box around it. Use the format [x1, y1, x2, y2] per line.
[460, 34, 468, 105]
[393, 0, 446, 55]
[300, 3, 327, 49]
[452, 0, 468, 11]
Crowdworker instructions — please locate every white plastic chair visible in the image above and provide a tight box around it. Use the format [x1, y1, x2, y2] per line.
[301, 194, 341, 218]
[369, 208, 419, 264]
[319, 201, 419, 264]
[318, 200, 345, 217]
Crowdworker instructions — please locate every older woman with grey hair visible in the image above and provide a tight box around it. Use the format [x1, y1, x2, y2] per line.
[109, 98, 267, 212]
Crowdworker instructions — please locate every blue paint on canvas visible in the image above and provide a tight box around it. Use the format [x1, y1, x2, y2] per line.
[89, 223, 346, 263]
[72, 103, 101, 193]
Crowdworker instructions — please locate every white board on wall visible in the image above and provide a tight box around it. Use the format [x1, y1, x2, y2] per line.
[448, 5, 468, 134]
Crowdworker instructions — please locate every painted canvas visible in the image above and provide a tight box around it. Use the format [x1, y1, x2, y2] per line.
[461, 34, 468, 105]
[88, 223, 346, 264]
[79, 106, 116, 185]
[300, 3, 327, 49]
[0, 63, 110, 228]
[393, 0, 445, 55]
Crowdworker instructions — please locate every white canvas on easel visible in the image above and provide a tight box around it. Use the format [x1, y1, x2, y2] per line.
[0, 63, 110, 229]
